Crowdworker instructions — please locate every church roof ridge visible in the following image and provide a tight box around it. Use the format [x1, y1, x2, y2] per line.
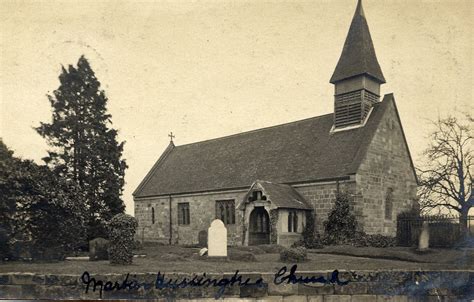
[330, 0, 385, 84]
[174, 112, 333, 149]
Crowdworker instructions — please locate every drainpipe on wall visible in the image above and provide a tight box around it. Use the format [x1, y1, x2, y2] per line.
[169, 195, 172, 245]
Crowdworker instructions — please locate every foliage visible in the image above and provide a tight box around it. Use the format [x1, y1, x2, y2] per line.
[279, 247, 307, 263]
[0, 227, 9, 260]
[269, 209, 279, 244]
[323, 192, 358, 245]
[36, 56, 128, 240]
[0, 139, 16, 259]
[108, 214, 138, 265]
[292, 212, 323, 249]
[416, 114, 473, 232]
[302, 212, 323, 249]
[349, 232, 396, 248]
[0, 139, 87, 260]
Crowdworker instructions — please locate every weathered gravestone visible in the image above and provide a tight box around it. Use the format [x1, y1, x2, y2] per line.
[198, 230, 208, 247]
[208, 219, 227, 257]
[89, 238, 109, 261]
[418, 221, 430, 251]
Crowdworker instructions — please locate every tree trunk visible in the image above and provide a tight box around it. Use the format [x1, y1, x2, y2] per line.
[459, 208, 469, 236]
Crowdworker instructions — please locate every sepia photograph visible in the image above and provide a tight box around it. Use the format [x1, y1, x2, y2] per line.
[0, 0, 473, 300]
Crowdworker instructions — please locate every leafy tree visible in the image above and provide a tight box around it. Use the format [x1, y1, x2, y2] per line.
[323, 192, 358, 244]
[417, 114, 473, 233]
[36, 56, 128, 240]
[0, 139, 17, 258]
[0, 139, 87, 259]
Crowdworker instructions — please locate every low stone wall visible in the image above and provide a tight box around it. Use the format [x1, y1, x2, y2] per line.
[0, 270, 472, 301]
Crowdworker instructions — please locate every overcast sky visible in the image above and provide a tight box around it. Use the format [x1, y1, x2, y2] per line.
[1, 0, 472, 215]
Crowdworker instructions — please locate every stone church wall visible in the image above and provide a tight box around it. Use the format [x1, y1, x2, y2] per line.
[134, 196, 172, 244]
[294, 181, 356, 234]
[134, 190, 247, 246]
[356, 99, 418, 235]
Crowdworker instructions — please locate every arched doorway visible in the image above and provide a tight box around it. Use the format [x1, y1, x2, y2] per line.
[249, 207, 270, 245]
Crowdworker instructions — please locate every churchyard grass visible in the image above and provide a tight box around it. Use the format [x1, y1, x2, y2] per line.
[1, 243, 472, 274]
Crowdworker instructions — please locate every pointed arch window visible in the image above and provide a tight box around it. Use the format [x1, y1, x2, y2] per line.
[178, 203, 190, 225]
[151, 207, 155, 224]
[215, 200, 235, 224]
[385, 188, 394, 220]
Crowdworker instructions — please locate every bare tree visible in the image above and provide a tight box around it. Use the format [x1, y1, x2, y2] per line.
[417, 114, 473, 232]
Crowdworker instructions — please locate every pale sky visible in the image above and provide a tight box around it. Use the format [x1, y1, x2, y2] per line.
[1, 0, 472, 215]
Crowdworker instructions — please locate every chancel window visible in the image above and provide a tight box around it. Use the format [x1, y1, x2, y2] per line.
[216, 200, 235, 224]
[178, 203, 190, 225]
[288, 211, 298, 233]
[385, 188, 393, 220]
[151, 207, 155, 224]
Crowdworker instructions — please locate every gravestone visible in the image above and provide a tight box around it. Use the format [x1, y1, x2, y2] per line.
[89, 238, 109, 261]
[208, 219, 227, 257]
[198, 230, 208, 247]
[418, 221, 430, 251]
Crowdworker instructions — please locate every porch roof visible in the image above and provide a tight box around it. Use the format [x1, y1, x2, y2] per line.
[240, 180, 312, 210]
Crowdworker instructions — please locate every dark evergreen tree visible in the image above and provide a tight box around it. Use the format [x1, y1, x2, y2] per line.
[36, 56, 127, 240]
[323, 192, 358, 245]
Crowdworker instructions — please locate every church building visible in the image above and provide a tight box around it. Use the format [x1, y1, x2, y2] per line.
[133, 0, 418, 247]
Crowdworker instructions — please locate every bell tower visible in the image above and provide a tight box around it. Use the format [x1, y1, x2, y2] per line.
[330, 0, 385, 130]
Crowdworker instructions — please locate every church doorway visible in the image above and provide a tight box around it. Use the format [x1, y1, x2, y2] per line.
[248, 207, 270, 245]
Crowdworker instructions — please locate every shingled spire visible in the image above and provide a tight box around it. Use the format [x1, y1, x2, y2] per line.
[330, 0, 385, 84]
[331, 0, 386, 130]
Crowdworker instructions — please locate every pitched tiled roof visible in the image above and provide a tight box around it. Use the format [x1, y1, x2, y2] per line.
[330, 0, 385, 84]
[133, 94, 395, 198]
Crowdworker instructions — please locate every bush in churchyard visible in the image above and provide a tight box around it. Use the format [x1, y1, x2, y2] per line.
[302, 212, 323, 248]
[108, 214, 138, 265]
[323, 192, 358, 245]
[279, 247, 307, 263]
[350, 231, 396, 248]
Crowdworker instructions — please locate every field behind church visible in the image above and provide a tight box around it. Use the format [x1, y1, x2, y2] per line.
[1, 243, 472, 275]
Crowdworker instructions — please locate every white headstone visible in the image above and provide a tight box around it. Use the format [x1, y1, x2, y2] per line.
[208, 219, 227, 257]
[418, 221, 430, 251]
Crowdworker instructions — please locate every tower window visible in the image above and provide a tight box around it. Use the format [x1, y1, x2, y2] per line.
[216, 200, 235, 224]
[178, 203, 190, 225]
[288, 211, 298, 233]
[385, 188, 393, 220]
[334, 90, 363, 128]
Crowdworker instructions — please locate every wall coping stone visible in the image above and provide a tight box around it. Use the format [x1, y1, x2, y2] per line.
[0, 270, 472, 300]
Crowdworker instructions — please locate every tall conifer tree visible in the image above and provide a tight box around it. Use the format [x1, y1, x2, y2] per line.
[36, 56, 127, 240]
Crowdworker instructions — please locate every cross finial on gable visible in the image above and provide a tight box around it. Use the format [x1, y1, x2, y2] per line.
[168, 132, 175, 143]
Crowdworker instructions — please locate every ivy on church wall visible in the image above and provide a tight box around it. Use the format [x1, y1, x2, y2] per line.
[269, 209, 278, 244]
